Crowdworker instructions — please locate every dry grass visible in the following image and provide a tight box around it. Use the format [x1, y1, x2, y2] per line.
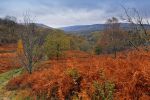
[6, 50, 150, 100]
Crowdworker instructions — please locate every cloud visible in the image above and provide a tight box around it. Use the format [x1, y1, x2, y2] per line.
[38, 8, 106, 27]
[0, 0, 150, 27]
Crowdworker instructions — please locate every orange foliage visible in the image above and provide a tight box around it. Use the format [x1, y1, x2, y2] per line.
[0, 44, 19, 73]
[17, 39, 24, 56]
[0, 43, 16, 51]
[7, 50, 150, 100]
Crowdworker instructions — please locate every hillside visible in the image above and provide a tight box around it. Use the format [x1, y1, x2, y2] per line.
[0, 44, 19, 73]
[1, 0, 150, 100]
[0, 44, 149, 100]
[0, 17, 54, 44]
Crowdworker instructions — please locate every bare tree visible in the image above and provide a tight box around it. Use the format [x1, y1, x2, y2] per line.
[121, 6, 150, 51]
[102, 17, 125, 58]
[18, 13, 42, 74]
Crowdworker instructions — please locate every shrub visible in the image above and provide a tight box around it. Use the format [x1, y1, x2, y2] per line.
[65, 68, 82, 100]
[95, 46, 102, 55]
[66, 68, 80, 81]
[92, 81, 115, 100]
[6, 76, 22, 90]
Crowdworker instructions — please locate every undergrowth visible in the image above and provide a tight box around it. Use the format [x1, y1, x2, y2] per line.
[0, 68, 23, 99]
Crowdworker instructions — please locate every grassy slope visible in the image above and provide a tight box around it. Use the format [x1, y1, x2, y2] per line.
[0, 68, 23, 99]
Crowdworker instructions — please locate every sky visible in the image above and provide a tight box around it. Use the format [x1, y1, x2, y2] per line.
[0, 0, 150, 28]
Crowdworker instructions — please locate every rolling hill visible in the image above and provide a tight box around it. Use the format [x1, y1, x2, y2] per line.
[60, 23, 150, 35]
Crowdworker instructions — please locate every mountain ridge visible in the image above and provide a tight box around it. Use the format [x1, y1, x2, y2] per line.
[59, 23, 150, 35]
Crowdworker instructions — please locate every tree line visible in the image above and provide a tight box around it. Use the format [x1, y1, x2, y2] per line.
[1, 7, 150, 74]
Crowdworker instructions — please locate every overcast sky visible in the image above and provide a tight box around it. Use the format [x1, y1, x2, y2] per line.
[0, 0, 150, 27]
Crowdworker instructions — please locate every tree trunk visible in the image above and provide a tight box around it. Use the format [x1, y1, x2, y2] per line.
[28, 58, 32, 74]
[114, 46, 117, 58]
[56, 44, 60, 60]
[129, 41, 140, 51]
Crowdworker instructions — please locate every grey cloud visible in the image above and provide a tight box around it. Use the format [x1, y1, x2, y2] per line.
[0, 0, 150, 27]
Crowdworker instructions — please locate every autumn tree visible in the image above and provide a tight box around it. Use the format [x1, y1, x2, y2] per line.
[99, 17, 128, 57]
[69, 35, 91, 52]
[44, 30, 70, 59]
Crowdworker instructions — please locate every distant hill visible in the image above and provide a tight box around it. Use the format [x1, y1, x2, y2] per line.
[35, 23, 52, 29]
[60, 23, 150, 35]
[60, 24, 105, 34]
